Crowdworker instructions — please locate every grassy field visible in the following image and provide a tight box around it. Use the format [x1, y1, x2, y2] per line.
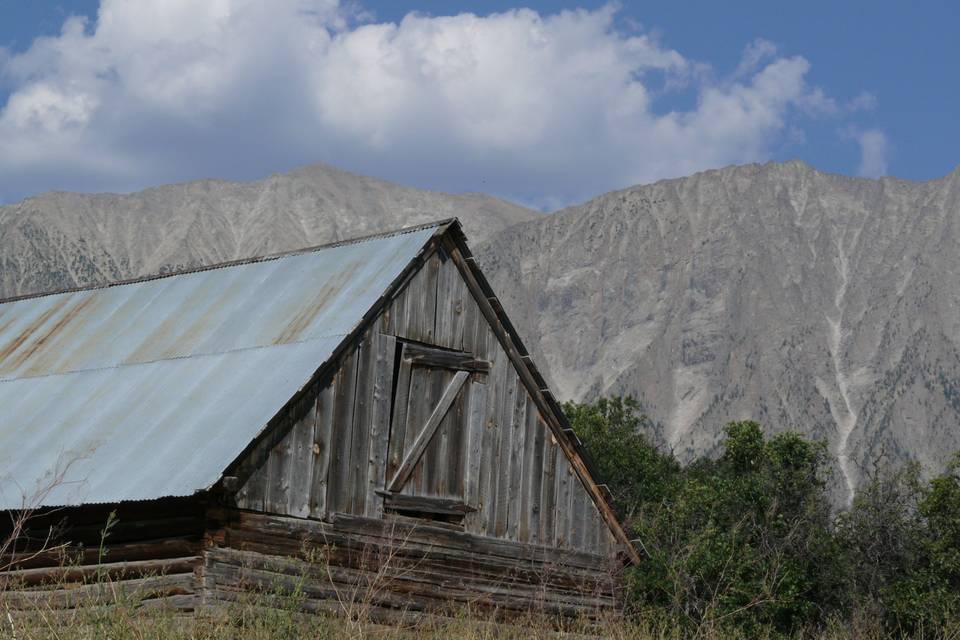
[4, 592, 959, 640]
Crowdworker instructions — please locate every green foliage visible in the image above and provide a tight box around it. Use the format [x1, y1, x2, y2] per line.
[834, 461, 929, 632]
[566, 396, 960, 637]
[835, 453, 960, 634]
[562, 396, 678, 515]
[630, 421, 837, 634]
[921, 454, 960, 585]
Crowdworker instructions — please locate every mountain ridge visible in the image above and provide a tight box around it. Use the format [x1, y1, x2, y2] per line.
[0, 162, 540, 299]
[477, 160, 960, 503]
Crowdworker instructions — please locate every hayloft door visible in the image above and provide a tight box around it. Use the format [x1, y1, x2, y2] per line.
[382, 341, 488, 522]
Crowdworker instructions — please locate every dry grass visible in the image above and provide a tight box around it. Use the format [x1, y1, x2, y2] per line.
[3, 540, 958, 640]
[3, 494, 958, 639]
[4, 529, 957, 640]
[3, 590, 960, 640]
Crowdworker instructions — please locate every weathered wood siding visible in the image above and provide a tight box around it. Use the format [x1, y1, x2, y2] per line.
[235, 245, 620, 557]
[203, 508, 619, 620]
[235, 327, 394, 521]
[0, 499, 203, 613]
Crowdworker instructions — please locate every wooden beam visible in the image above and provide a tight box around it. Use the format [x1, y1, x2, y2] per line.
[378, 492, 477, 516]
[401, 341, 490, 372]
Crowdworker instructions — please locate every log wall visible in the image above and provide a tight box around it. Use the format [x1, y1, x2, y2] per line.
[0, 498, 204, 613]
[202, 508, 620, 621]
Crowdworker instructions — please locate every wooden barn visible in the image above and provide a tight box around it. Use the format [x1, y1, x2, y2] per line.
[0, 219, 638, 620]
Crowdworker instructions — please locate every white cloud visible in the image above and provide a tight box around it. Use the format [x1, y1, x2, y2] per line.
[0, 1, 874, 207]
[847, 91, 878, 112]
[3, 84, 98, 131]
[854, 129, 889, 178]
[733, 38, 778, 79]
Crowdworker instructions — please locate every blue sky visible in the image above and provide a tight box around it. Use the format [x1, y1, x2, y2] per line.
[0, 1, 956, 208]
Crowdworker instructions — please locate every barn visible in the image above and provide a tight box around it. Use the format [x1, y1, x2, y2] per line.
[0, 219, 638, 620]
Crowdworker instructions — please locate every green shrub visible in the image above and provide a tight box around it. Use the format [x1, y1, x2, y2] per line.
[565, 397, 960, 637]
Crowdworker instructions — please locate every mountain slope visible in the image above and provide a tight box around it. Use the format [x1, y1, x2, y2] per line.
[0, 162, 540, 298]
[477, 161, 960, 502]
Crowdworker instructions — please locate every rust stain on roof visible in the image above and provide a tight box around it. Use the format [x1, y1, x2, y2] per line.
[156, 270, 250, 361]
[0, 295, 72, 375]
[274, 260, 362, 345]
[20, 294, 98, 378]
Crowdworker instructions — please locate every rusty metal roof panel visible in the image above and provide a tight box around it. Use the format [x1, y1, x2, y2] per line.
[0, 224, 441, 510]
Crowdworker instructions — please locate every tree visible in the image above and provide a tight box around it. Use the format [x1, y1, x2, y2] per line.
[568, 395, 960, 635]
[563, 396, 678, 518]
[567, 403, 839, 634]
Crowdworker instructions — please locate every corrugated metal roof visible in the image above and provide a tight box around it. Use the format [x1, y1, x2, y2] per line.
[0, 224, 442, 510]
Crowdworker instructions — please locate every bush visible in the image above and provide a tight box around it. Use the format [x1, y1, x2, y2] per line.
[566, 397, 960, 637]
[562, 396, 678, 516]
[832, 454, 960, 635]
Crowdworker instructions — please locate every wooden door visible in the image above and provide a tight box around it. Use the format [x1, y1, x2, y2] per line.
[383, 342, 488, 522]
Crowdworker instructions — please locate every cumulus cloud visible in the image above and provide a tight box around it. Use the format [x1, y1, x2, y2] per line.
[854, 129, 889, 178]
[0, 1, 872, 207]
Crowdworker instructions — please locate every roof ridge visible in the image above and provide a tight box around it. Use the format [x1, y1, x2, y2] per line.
[0, 218, 458, 306]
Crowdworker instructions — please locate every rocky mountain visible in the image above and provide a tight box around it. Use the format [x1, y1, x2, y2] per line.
[3, 159, 960, 503]
[0, 162, 540, 299]
[477, 160, 960, 503]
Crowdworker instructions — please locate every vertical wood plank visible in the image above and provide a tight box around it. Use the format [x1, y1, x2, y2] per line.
[349, 331, 376, 515]
[379, 294, 394, 335]
[288, 393, 318, 518]
[451, 271, 467, 352]
[264, 417, 292, 515]
[493, 367, 517, 538]
[506, 377, 528, 541]
[419, 252, 440, 343]
[605, 526, 619, 556]
[435, 252, 468, 351]
[564, 462, 577, 549]
[327, 349, 358, 515]
[433, 403, 450, 497]
[477, 351, 502, 536]
[397, 268, 419, 339]
[522, 407, 545, 545]
[366, 333, 396, 517]
[474, 316, 491, 362]
[450, 247, 489, 359]
[584, 502, 600, 553]
[310, 380, 335, 519]
[596, 523, 609, 557]
[447, 389, 468, 498]
[570, 476, 586, 550]
[460, 291, 479, 355]
[261, 437, 277, 513]
[389, 287, 405, 335]
[540, 434, 558, 544]
[402, 366, 439, 496]
[394, 252, 441, 343]
[554, 450, 571, 548]
[428, 370, 451, 497]
[386, 352, 412, 482]
[435, 251, 455, 349]
[463, 377, 488, 532]
[403, 367, 430, 457]
[237, 464, 266, 512]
